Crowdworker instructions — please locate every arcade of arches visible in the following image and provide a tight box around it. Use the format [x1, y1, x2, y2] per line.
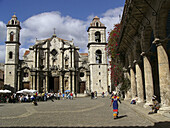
[118, 0, 170, 113]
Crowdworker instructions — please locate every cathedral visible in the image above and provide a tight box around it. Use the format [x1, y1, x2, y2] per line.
[4, 15, 109, 95]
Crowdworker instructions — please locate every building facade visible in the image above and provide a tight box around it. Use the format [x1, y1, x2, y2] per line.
[4, 15, 108, 95]
[118, 0, 170, 113]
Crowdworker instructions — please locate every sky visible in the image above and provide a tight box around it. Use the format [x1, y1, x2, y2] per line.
[0, 0, 125, 63]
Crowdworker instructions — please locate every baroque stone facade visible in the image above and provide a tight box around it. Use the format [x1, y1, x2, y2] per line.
[4, 15, 108, 95]
[118, 0, 170, 111]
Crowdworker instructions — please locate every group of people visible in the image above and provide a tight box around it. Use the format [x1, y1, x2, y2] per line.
[0, 93, 35, 103]
[46, 92, 75, 102]
[0, 91, 76, 106]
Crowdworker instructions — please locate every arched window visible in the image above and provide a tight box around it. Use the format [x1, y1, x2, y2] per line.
[24, 72, 28, 77]
[95, 31, 101, 42]
[9, 51, 13, 59]
[10, 31, 14, 41]
[96, 22, 99, 27]
[96, 50, 102, 64]
[80, 72, 85, 77]
[11, 20, 14, 25]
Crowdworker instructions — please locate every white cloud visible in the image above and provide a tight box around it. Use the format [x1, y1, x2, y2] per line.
[102, 7, 123, 17]
[19, 48, 28, 60]
[0, 6, 123, 62]
[0, 21, 6, 63]
[101, 7, 123, 40]
[0, 45, 5, 63]
[0, 21, 6, 43]
[21, 11, 88, 53]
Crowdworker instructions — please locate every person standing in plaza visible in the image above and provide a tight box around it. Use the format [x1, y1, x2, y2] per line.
[62, 93, 65, 100]
[91, 92, 94, 99]
[70, 92, 73, 100]
[102, 92, 104, 98]
[110, 91, 121, 119]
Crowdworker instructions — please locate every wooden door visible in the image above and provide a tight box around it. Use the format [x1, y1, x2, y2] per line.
[79, 82, 85, 93]
[23, 82, 30, 89]
[54, 77, 59, 93]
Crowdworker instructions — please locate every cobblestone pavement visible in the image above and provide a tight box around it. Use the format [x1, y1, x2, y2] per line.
[0, 97, 169, 127]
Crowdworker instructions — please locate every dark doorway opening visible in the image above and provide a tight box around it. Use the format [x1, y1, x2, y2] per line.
[79, 82, 85, 93]
[49, 77, 59, 93]
[23, 82, 30, 89]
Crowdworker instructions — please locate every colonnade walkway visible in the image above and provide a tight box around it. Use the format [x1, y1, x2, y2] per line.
[0, 97, 169, 128]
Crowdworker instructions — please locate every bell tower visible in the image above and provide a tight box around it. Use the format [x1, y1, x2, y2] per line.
[4, 14, 21, 91]
[87, 16, 108, 93]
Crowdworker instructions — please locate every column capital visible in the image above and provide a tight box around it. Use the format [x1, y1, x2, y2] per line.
[140, 52, 146, 56]
[152, 38, 162, 46]
[128, 65, 132, 69]
[123, 67, 128, 72]
[133, 59, 142, 64]
[141, 51, 154, 57]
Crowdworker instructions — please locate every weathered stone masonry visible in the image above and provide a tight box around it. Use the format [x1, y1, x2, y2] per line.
[118, 0, 170, 112]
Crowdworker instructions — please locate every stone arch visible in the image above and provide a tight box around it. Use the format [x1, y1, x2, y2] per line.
[95, 49, 102, 64]
[155, 1, 170, 40]
[10, 31, 14, 41]
[141, 24, 161, 102]
[141, 25, 153, 52]
[154, 1, 170, 105]
[9, 51, 13, 59]
[95, 31, 101, 42]
[156, 1, 170, 68]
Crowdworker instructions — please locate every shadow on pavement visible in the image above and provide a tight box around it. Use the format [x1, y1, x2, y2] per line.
[117, 115, 128, 119]
[4, 121, 170, 128]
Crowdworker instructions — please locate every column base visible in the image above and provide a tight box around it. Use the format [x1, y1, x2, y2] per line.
[137, 100, 145, 103]
[158, 106, 170, 118]
[144, 101, 153, 109]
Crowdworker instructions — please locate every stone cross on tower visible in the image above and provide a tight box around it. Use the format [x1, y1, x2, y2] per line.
[53, 28, 56, 34]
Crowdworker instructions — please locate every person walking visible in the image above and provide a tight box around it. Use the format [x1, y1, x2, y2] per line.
[33, 92, 38, 106]
[110, 91, 121, 119]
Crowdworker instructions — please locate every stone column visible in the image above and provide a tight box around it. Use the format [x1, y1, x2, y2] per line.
[134, 60, 144, 103]
[153, 38, 170, 107]
[31, 72, 36, 90]
[37, 49, 40, 70]
[129, 65, 137, 99]
[59, 75, 62, 93]
[123, 68, 131, 100]
[72, 72, 75, 93]
[69, 49, 72, 68]
[45, 72, 49, 93]
[45, 51, 48, 69]
[17, 71, 20, 91]
[72, 49, 74, 67]
[37, 72, 40, 92]
[141, 52, 154, 106]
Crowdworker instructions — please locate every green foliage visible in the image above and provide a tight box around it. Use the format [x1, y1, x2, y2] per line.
[120, 77, 131, 92]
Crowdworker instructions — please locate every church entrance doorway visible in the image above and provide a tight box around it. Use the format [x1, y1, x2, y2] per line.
[23, 82, 30, 89]
[49, 77, 59, 93]
[79, 82, 85, 93]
